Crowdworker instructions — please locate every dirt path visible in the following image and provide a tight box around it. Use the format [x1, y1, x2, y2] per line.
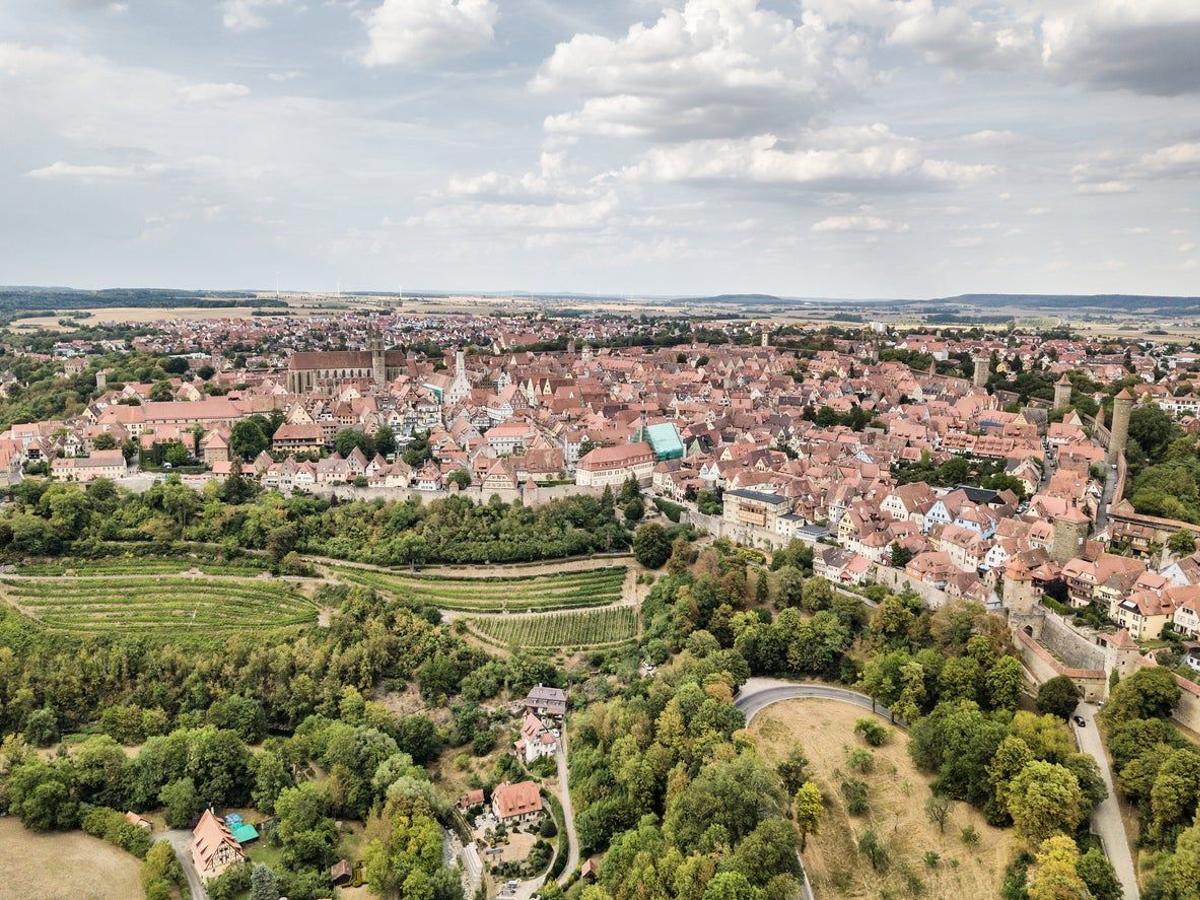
[309, 553, 634, 580]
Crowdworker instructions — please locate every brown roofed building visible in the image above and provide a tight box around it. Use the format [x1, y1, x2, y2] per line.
[491, 781, 543, 823]
[190, 809, 245, 882]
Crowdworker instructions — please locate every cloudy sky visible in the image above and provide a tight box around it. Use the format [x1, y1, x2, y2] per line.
[2, 0, 1198, 298]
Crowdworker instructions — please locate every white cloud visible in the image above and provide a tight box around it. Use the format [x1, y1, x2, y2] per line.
[27, 161, 138, 182]
[888, 4, 1036, 69]
[1135, 141, 1200, 179]
[622, 126, 994, 189]
[1042, 1, 1200, 95]
[532, 0, 869, 141]
[176, 82, 251, 104]
[361, 0, 498, 67]
[812, 215, 908, 233]
[221, 0, 291, 32]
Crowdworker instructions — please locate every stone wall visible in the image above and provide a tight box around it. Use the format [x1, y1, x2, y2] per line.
[870, 565, 949, 609]
[1015, 630, 1107, 701]
[1172, 675, 1200, 733]
[1037, 610, 1108, 671]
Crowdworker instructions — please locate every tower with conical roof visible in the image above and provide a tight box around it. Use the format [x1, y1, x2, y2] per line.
[1053, 373, 1072, 409]
[1108, 388, 1133, 464]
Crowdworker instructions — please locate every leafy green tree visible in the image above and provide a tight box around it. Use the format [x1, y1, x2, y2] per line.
[623, 497, 645, 523]
[1036, 676, 1082, 720]
[1027, 835, 1087, 900]
[1077, 848, 1121, 900]
[777, 747, 810, 796]
[1168, 528, 1197, 556]
[251, 864, 279, 900]
[793, 782, 822, 852]
[1104, 667, 1181, 724]
[1006, 761, 1085, 847]
[231, 418, 269, 459]
[374, 426, 397, 458]
[986, 656, 1024, 711]
[274, 781, 339, 870]
[160, 777, 201, 829]
[632, 523, 671, 569]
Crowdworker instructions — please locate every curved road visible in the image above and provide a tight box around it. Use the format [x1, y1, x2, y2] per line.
[736, 679, 1139, 900]
[555, 725, 580, 886]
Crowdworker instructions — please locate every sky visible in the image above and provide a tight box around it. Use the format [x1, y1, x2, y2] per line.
[1, 0, 1198, 299]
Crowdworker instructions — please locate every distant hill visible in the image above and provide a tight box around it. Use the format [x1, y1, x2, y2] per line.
[932, 293, 1200, 312]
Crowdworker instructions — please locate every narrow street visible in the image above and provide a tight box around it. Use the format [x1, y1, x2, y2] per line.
[555, 723, 580, 886]
[161, 829, 207, 900]
[1072, 702, 1140, 900]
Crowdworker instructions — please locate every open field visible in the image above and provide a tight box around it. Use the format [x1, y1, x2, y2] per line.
[10, 305, 275, 330]
[328, 564, 627, 612]
[0, 817, 143, 900]
[0, 573, 319, 637]
[750, 699, 1015, 900]
[465, 605, 637, 650]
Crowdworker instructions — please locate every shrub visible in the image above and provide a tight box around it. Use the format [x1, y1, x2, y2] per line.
[841, 779, 869, 815]
[847, 748, 875, 774]
[854, 718, 891, 747]
[858, 829, 889, 872]
[960, 824, 980, 847]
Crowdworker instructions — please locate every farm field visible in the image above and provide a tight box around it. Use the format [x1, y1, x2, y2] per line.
[465, 605, 638, 649]
[0, 817, 143, 900]
[750, 699, 1015, 900]
[0, 573, 319, 638]
[12, 556, 269, 577]
[328, 564, 626, 612]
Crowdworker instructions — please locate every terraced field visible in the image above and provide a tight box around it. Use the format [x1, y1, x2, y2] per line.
[0, 574, 319, 638]
[465, 606, 638, 650]
[13, 557, 269, 577]
[328, 564, 627, 612]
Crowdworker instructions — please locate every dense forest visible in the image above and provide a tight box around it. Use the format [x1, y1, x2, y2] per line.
[0, 479, 631, 566]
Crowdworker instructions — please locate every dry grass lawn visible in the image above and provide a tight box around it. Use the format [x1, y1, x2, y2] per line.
[0, 817, 142, 900]
[750, 699, 1016, 900]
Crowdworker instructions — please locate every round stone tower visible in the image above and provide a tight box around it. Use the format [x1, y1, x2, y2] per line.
[1051, 506, 1089, 564]
[973, 355, 989, 388]
[1107, 388, 1133, 464]
[1053, 373, 1072, 409]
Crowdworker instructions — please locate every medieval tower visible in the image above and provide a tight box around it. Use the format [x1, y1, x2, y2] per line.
[973, 355, 989, 388]
[1053, 373, 1072, 409]
[1108, 388, 1133, 464]
[1051, 506, 1089, 564]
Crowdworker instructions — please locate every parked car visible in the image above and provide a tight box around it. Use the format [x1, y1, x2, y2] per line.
[1073, 715, 1087, 728]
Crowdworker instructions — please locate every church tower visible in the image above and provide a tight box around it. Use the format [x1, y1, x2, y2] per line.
[370, 333, 386, 385]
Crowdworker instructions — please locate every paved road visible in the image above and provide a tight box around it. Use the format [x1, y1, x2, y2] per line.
[555, 723, 580, 886]
[162, 829, 207, 900]
[735, 678, 899, 725]
[1073, 702, 1140, 900]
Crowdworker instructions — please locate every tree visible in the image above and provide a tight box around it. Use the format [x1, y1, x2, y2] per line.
[986, 656, 1024, 711]
[23, 706, 59, 746]
[623, 497, 645, 523]
[274, 782, 338, 870]
[1027, 835, 1087, 900]
[1007, 761, 1085, 847]
[777, 747, 810, 796]
[793, 782, 823, 851]
[1168, 528, 1197, 557]
[1151, 819, 1200, 900]
[160, 777, 201, 829]
[632, 523, 671, 569]
[93, 432, 117, 450]
[335, 429, 375, 459]
[890, 542, 914, 568]
[925, 794, 951, 833]
[231, 418, 269, 460]
[250, 864, 279, 900]
[1036, 676, 1083, 720]
[162, 356, 189, 375]
[374, 426, 396, 458]
[775, 566, 805, 608]
[1104, 667, 1181, 724]
[858, 829, 889, 872]
[1077, 848, 1121, 900]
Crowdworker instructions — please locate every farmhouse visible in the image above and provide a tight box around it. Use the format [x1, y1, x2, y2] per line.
[524, 685, 567, 718]
[514, 712, 558, 764]
[491, 780, 543, 824]
[190, 809, 246, 882]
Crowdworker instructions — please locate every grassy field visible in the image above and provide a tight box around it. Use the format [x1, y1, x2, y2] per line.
[0, 817, 143, 900]
[751, 699, 1015, 900]
[329, 564, 626, 612]
[0, 573, 319, 638]
[465, 606, 637, 649]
